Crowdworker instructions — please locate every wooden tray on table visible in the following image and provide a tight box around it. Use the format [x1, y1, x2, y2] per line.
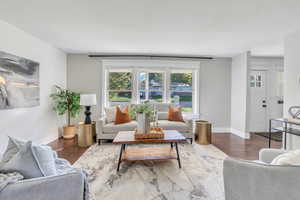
[134, 127, 164, 139]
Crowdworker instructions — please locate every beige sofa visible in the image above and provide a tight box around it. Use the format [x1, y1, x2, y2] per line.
[96, 103, 193, 144]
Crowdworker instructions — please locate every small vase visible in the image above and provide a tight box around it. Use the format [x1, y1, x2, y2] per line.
[137, 113, 150, 133]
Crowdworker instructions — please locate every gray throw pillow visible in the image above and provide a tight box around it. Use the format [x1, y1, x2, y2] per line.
[0, 137, 57, 178]
[1, 136, 25, 164]
[0, 141, 43, 179]
[31, 145, 57, 176]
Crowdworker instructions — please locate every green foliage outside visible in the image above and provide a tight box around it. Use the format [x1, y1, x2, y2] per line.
[171, 73, 192, 86]
[182, 107, 192, 113]
[50, 85, 81, 126]
[109, 72, 132, 90]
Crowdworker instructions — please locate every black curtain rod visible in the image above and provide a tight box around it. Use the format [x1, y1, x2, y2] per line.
[88, 54, 213, 60]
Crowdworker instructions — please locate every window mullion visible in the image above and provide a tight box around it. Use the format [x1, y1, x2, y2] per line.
[145, 72, 149, 101]
[132, 69, 138, 104]
[165, 70, 170, 103]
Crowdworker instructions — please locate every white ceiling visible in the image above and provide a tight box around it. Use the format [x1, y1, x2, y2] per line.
[1, 0, 299, 57]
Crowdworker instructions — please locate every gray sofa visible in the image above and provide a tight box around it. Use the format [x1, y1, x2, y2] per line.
[97, 103, 193, 143]
[0, 171, 85, 200]
[223, 148, 300, 200]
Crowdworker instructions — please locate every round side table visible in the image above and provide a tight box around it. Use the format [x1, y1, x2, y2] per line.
[195, 120, 212, 145]
[78, 122, 96, 147]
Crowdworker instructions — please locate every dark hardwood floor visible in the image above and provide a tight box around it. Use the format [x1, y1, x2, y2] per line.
[48, 133, 281, 164]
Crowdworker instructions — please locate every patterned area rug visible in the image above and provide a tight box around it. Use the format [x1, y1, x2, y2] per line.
[74, 143, 227, 200]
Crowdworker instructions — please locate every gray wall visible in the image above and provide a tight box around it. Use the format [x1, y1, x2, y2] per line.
[67, 55, 232, 130]
[199, 58, 231, 130]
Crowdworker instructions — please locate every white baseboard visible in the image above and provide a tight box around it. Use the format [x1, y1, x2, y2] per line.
[212, 128, 231, 133]
[38, 135, 59, 145]
[230, 128, 250, 139]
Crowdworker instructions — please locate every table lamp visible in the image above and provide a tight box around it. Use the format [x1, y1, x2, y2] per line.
[80, 94, 97, 124]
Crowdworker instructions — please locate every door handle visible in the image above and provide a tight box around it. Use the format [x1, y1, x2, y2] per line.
[262, 105, 267, 108]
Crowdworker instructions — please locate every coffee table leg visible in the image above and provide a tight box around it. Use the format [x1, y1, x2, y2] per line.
[117, 144, 124, 172]
[170, 142, 173, 149]
[175, 142, 182, 168]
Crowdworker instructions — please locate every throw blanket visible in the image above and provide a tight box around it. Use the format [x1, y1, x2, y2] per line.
[56, 158, 91, 200]
[0, 172, 23, 192]
[0, 157, 90, 200]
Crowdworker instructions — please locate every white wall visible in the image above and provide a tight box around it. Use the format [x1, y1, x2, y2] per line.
[67, 55, 232, 130]
[230, 52, 250, 138]
[0, 20, 66, 153]
[284, 30, 300, 149]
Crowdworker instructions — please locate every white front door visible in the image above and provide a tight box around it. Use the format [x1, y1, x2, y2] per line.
[249, 70, 268, 132]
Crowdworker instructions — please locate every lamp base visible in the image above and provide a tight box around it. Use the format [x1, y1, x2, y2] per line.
[84, 106, 92, 124]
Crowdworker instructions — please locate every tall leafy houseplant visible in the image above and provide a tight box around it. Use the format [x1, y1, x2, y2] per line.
[50, 85, 81, 139]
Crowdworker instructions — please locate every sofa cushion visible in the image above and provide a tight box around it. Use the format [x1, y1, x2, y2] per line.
[154, 103, 170, 112]
[103, 121, 138, 133]
[157, 120, 189, 132]
[157, 112, 168, 120]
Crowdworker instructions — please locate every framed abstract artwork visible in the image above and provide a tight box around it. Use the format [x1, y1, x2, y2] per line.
[0, 51, 40, 109]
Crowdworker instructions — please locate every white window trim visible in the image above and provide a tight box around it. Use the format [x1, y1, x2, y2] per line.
[102, 59, 200, 114]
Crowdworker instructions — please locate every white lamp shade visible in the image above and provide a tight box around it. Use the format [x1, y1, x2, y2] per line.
[80, 94, 97, 106]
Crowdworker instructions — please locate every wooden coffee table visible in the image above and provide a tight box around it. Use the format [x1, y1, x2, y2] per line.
[113, 130, 187, 172]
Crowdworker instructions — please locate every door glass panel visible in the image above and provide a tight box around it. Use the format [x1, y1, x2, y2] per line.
[256, 82, 261, 88]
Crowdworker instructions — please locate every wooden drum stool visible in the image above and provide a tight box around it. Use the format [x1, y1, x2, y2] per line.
[195, 120, 212, 145]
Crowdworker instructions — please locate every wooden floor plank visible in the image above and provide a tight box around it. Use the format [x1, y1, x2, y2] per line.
[48, 133, 282, 164]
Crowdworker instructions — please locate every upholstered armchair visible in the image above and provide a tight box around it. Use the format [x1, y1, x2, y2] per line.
[223, 148, 300, 200]
[0, 171, 85, 200]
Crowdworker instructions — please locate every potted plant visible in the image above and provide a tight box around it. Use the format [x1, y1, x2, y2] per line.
[135, 102, 155, 133]
[50, 85, 81, 139]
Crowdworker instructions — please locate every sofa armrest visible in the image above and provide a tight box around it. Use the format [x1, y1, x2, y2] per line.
[96, 117, 107, 137]
[259, 148, 287, 163]
[183, 119, 193, 130]
[0, 172, 84, 200]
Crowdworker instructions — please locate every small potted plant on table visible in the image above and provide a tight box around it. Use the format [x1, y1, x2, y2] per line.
[50, 85, 81, 139]
[135, 102, 155, 134]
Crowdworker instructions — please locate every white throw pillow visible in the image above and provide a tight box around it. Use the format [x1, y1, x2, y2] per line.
[105, 107, 116, 123]
[157, 112, 168, 120]
[271, 150, 300, 166]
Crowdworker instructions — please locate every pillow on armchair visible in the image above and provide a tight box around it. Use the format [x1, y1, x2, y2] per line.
[271, 150, 300, 166]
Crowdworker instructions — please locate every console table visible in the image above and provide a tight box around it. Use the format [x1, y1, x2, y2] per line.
[269, 118, 300, 149]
